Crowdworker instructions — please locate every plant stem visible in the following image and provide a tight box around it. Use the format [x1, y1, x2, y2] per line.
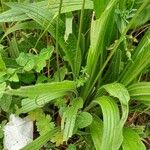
[74, 0, 85, 79]
[56, 0, 63, 81]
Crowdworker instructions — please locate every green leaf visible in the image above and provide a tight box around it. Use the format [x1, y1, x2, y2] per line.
[87, 0, 117, 76]
[24, 57, 35, 72]
[93, 0, 110, 18]
[76, 112, 93, 129]
[19, 93, 67, 114]
[0, 0, 93, 22]
[6, 81, 76, 113]
[2, 21, 41, 40]
[22, 129, 57, 150]
[39, 47, 53, 60]
[0, 94, 12, 112]
[82, 0, 150, 100]
[29, 109, 55, 136]
[90, 116, 103, 150]
[35, 47, 53, 72]
[61, 98, 83, 141]
[0, 0, 93, 76]
[53, 66, 67, 82]
[122, 128, 146, 150]
[64, 13, 73, 41]
[8, 36, 19, 58]
[105, 49, 122, 82]
[131, 4, 150, 28]
[0, 9, 29, 22]
[97, 83, 130, 126]
[0, 82, 6, 99]
[67, 144, 76, 150]
[65, 34, 81, 76]
[7, 68, 19, 82]
[94, 83, 130, 150]
[0, 55, 6, 71]
[7, 80, 76, 98]
[51, 131, 64, 147]
[16, 47, 53, 72]
[16, 52, 30, 67]
[128, 82, 150, 102]
[0, 125, 3, 139]
[95, 96, 121, 150]
[81, 0, 117, 100]
[119, 29, 150, 86]
[0, 121, 6, 141]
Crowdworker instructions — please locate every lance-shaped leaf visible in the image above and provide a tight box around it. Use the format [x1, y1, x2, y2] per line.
[0, 0, 93, 22]
[89, 116, 103, 150]
[94, 83, 130, 149]
[96, 83, 130, 126]
[86, 0, 117, 77]
[6, 81, 77, 113]
[22, 129, 57, 150]
[81, 0, 117, 100]
[61, 98, 83, 141]
[95, 96, 121, 150]
[128, 82, 150, 103]
[1, 21, 41, 40]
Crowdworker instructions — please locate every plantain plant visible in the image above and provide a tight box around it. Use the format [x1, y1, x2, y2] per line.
[0, 0, 150, 149]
